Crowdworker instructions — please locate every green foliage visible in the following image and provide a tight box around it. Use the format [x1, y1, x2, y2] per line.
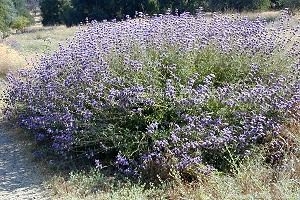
[25, 0, 39, 12]
[59, 0, 74, 27]
[0, 0, 33, 37]
[145, 0, 160, 15]
[40, 0, 61, 25]
[12, 0, 35, 23]
[250, 0, 271, 10]
[11, 16, 30, 32]
[281, 0, 300, 10]
[13, 0, 28, 16]
[270, 0, 300, 9]
[39, 0, 274, 26]
[0, 0, 16, 37]
[208, 0, 271, 11]
[40, 0, 74, 26]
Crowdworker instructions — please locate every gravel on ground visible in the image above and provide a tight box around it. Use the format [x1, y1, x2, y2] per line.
[0, 126, 50, 200]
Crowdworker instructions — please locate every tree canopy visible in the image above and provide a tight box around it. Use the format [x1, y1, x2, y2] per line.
[0, 0, 34, 37]
[37, 0, 300, 26]
[0, 0, 16, 35]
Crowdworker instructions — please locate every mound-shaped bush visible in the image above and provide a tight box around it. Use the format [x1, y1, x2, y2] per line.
[4, 12, 300, 181]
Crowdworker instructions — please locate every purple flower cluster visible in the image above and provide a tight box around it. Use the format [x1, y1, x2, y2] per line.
[4, 12, 299, 178]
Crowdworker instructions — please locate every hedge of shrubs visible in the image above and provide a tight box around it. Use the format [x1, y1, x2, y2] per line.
[4, 11, 300, 181]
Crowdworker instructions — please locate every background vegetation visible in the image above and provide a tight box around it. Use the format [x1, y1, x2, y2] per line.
[39, 0, 300, 26]
[0, 0, 35, 38]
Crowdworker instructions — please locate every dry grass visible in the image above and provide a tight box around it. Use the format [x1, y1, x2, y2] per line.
[295, 11, 300, 20]
[0, 44, 27, 112]
[240, 10, 281, 20]
[47, 156, 300, 200]
[45, 122, 300, 200]
[167, 155, 299, 198]
[0, 44, 27, 77]
[171, 123, 300, 200]
[4, 25, 77, 57]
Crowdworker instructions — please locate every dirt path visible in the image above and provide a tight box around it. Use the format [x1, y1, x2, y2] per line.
[0, 127, 50, 200]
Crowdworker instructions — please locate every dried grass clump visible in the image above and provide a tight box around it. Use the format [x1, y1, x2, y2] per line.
[0, 44, 26, 77]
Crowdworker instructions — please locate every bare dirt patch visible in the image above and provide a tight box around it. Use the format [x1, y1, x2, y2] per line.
[0, 125, 51, 200]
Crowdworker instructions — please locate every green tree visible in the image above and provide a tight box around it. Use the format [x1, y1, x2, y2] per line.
[12, 0, 35, 24]
[11, 15, 30, 32]
[13, 0, 27, 15]
[40, 0, 61, 25]
[39, 0, 276, 27]
[282, 0, 300, 10]
[245, 0, 271, 10]
[208, 0, 270, 11]
[144, 0, 160, 15]
[185, 0, 209, 13]
[25, 0, 40, 13]
[71, 0, 124, 22]
[58, 0, 74, 26]
[0, 0, 16, 37]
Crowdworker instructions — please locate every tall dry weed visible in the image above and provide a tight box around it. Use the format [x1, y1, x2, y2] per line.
[0, 44, 26, 77]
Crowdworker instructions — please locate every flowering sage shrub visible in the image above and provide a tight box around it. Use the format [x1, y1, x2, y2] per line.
[4, 11, 300, 180]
